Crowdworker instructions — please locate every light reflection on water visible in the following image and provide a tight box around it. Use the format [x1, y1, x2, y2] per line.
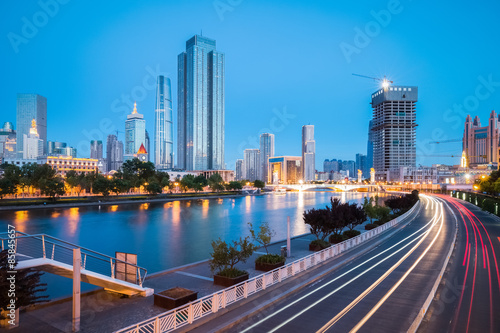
[0, 191, 387, 298]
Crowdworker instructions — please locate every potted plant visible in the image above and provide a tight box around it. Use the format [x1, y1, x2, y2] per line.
[249, 222, 285, 271]
[210, 237, 254, 287]
[153, 287, 198, 310]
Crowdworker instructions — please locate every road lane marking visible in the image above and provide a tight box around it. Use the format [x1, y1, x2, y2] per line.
[349, 201, 444, 332]
[240, 200, 433, 333]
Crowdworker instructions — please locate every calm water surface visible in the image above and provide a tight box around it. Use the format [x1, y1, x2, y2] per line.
[0, 191, 385, 298]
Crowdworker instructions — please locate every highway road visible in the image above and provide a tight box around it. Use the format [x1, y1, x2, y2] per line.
[228, 195, 456, 333]
[418, 195, 500, 333]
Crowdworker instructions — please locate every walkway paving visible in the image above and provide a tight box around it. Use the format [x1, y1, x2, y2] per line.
[10, 222, 375, 333]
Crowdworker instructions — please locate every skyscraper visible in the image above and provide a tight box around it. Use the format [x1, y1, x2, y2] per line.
[367, 120, 374, 173]
[107, 134, 123, 172]
[356, 153, 367, 178]
[155, 75, 174, 169]
[302, 125, 315, 182]
[145, 130, 150, 162]
[235, 159, 244, 181]
[178, 35, 225, 170]
[244, 149, 260, 182]
[90, 140, 103, 159]
[23, 119, 43, 159]
[463, 112, 500, 167]
[259, 133, 275, 183]
[16, 94, 47, 157]
[125, 102, 146, 161]
[0, 122, 16, 159]
[371, 85, 418, 180]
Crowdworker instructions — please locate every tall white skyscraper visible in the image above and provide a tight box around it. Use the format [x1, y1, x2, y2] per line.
[107, 134, 123, 171]
[178, 35, 225, 170]
[244, 149, 260, 182]
[125, 102, 146, 161]
[235, 159, 244, 181]
[259, 133, 275, 183]
[371, 85, 418, 180]
[302, 125, 315, 182]
[155, 75, 173, 169]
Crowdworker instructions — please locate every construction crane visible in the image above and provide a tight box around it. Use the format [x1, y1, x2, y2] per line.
[352, 73, 393, 88]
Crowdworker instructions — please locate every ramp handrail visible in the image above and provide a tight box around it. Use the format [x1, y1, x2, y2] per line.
[115, 201, 421, 333]
[0, 232, 148, 287]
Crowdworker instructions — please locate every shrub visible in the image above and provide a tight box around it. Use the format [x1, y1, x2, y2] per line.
[343, 230, 361, 239]
[365, 223, 377, 230]
[255, 254, 285, 265]
[216, 268, 248, 278]
[329, 234, 344, 244]
[310, 239, 330, 249]
[209, 237, 254, 276]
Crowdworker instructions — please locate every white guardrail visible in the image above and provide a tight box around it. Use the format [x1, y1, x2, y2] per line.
[116, 201, 420, 333]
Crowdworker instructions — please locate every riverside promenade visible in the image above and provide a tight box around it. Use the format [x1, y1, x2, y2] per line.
[8, 215, 413, 333]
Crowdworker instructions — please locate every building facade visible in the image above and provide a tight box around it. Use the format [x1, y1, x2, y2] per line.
[355, 153, 367, 178]
[302, 125, 315, 182]
[90, 140, 103, 159]
[198, 170, 234, 183]
[0, 122, 16, 159]
[269, 156, 302, 184]
[23, 119, 43, 159]
[125, 102, 146, 161]
[259, 133, 274, 183]
[235, 159, 244, 181]
[367, 120, 374, 173]
[106, 134, 123, 172]
[155, 75, 174, 169]
[387, 166, 438, 184]
[462, 111, 500, 167]
[178, 35, 225, 170]
[44, 156, 98, 175]
[244, 149, 260, 182]
[16, 94, 47, 157]
[371, 85, 418, 180]
[48, 141, 77, 157]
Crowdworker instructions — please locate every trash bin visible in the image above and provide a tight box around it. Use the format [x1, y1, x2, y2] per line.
[281, 246, 287, 257]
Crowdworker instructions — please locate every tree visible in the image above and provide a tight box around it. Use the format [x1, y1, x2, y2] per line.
[253, 180, 265, 189]
[84, 171, 98, 194]
[346, 203, 367, 230]
[0, 163, 21, 186]
[208, 173, 224, 192]
[209, 237, 254, 275]
[39, 178, 65, 200]
[226, 181, 242, 191]
[180, 174, 195, 192]
[0, 250, 49, 315]
[0, 178, 16, 199]
[193, 175, 208, 192]
[111, 178, 130, 195]
[248, 222, 276, 254]
[65, 170, 80, 195]
[93, 176, 112, 196]
[145, 180, 162, 195]
[363, 196, 377, 223]
[19, 163, 37, 195]
[303, 207, 330, 241]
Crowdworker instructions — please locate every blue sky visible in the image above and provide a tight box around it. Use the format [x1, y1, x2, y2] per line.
[2, 0, 500, 170]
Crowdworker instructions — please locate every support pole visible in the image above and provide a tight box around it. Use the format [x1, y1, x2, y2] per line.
[73, 248, 81, 332]
[287, 216, 291, 257]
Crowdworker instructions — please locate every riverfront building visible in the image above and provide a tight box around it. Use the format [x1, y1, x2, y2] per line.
[235, 159, 244, 181]
[462, 111, 500, 168]
[244, 149, 260, 182]
[125, 102, 146, 162]
[90, 140, 103, 159]
[23, 119, 43, 159]
[177, 35, 225, 171]
[16, 93, 47, 157]
[259, 133, 275, 183]
[155, 75, 174, 169]
[48, 141, 76, 157]
[106, 134, 123, 172]
[269, 156, 302, 184]
[302, 125, 315, 182]
[0, 122, 16, 159]
[371, 85, 418, 180]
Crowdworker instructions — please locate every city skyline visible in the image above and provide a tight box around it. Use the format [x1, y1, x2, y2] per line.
[2, 1, 500, 170]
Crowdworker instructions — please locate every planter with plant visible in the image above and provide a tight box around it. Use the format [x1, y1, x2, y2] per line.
[249, 222, 285, 271]
[210, 237, 254, 287]
[153, 287, 198, 310]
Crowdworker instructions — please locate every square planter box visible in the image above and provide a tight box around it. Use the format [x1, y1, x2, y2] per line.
[153, 287, 198, 310]
[255, 261, 285, 272]
[213, 273, 249, 287]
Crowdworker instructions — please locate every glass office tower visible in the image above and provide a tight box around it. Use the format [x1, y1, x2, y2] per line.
[125, 102, 146, 161]
[178, 35, 225, 170]
[259, 133, 275, 183]
[155, 75, 173, 169]
[16, 94, 47, 157]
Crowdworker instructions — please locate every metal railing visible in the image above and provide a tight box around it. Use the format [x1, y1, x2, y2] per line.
[0, 231, 148, 287]
[116, 201, 420, 333]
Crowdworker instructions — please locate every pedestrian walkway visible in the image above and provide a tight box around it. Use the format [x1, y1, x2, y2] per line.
[10, 222, 382, 333]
